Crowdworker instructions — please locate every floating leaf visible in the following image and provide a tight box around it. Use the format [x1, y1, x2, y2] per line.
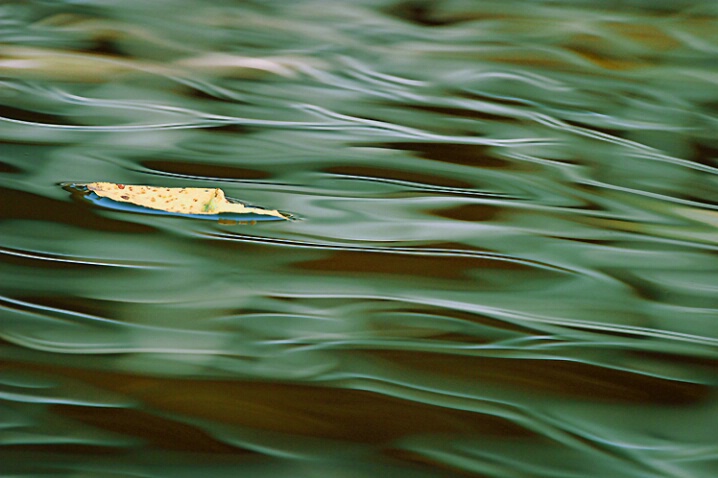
[67, 182, 290, 222]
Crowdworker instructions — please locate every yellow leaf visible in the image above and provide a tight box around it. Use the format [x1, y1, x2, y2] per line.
[80, 182, 288, 221]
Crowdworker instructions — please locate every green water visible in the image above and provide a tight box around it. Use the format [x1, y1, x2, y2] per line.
[1, 1, 718, 477]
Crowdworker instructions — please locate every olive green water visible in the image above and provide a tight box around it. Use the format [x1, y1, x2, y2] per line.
[1, 1, 718, 477]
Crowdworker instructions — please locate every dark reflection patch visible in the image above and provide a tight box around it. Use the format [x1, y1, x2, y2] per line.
[0, 161, 21, 174]
[325, 165, 473, 188]
[142, 160, 271, 180]
[0, 444, 126, 456]
[0, 105, 70, 126]
[10, 295, 121, 320]
[430, 204, 501, 222]
[53, 405, 250, 454]
[84, 38, 129, 57]
[377, 306, 541, 335]
[693, 140, 718, 168]
[370, 351, 711, 405]
[1, 186, 155, 233]
[368, 142, 510, 168]
[383, 1, 481, 27]
[296, 249, 533, 280]
[8, 361, 536, 443]
[400, 104, 515, 123]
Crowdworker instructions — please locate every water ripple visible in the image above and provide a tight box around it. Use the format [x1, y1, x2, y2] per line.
[0, 246, 164, 269]
[2, 1, 718, 476]
[202, 230, 573, 273]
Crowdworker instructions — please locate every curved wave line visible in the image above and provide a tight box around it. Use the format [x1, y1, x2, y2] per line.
[202, 232, 574, 273]
[0, 247, 165, 269]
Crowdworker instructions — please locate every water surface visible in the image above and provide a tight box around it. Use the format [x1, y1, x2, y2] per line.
[1, 1, 718, 477]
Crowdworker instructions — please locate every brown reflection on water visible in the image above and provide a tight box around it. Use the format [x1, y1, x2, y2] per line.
[367, 351, 711, 405]
[373, 305, 543, 336]
[54, 405, 247, 454]
[400, 104, 516, 123]
[1, 443, 127, 457]
[0, 187, 154, 234]
[0, 105, 70, 126]
[369, 142, 509, 169]
[11, 295, 124, 320]
[296, 249, 532, 280]
[606, 21, 682, 49]
[325, 165, 473, 189]
[430, 204, 501, 222]
[3, 360, 534, 444]
[0, 161, 21, 174]
[142, 160, 271, 181]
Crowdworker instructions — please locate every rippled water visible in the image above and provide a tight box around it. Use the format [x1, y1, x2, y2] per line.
[2, 1, 718, 477]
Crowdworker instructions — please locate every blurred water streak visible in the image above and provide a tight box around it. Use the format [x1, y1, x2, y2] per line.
[1, 1, 717, 477]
